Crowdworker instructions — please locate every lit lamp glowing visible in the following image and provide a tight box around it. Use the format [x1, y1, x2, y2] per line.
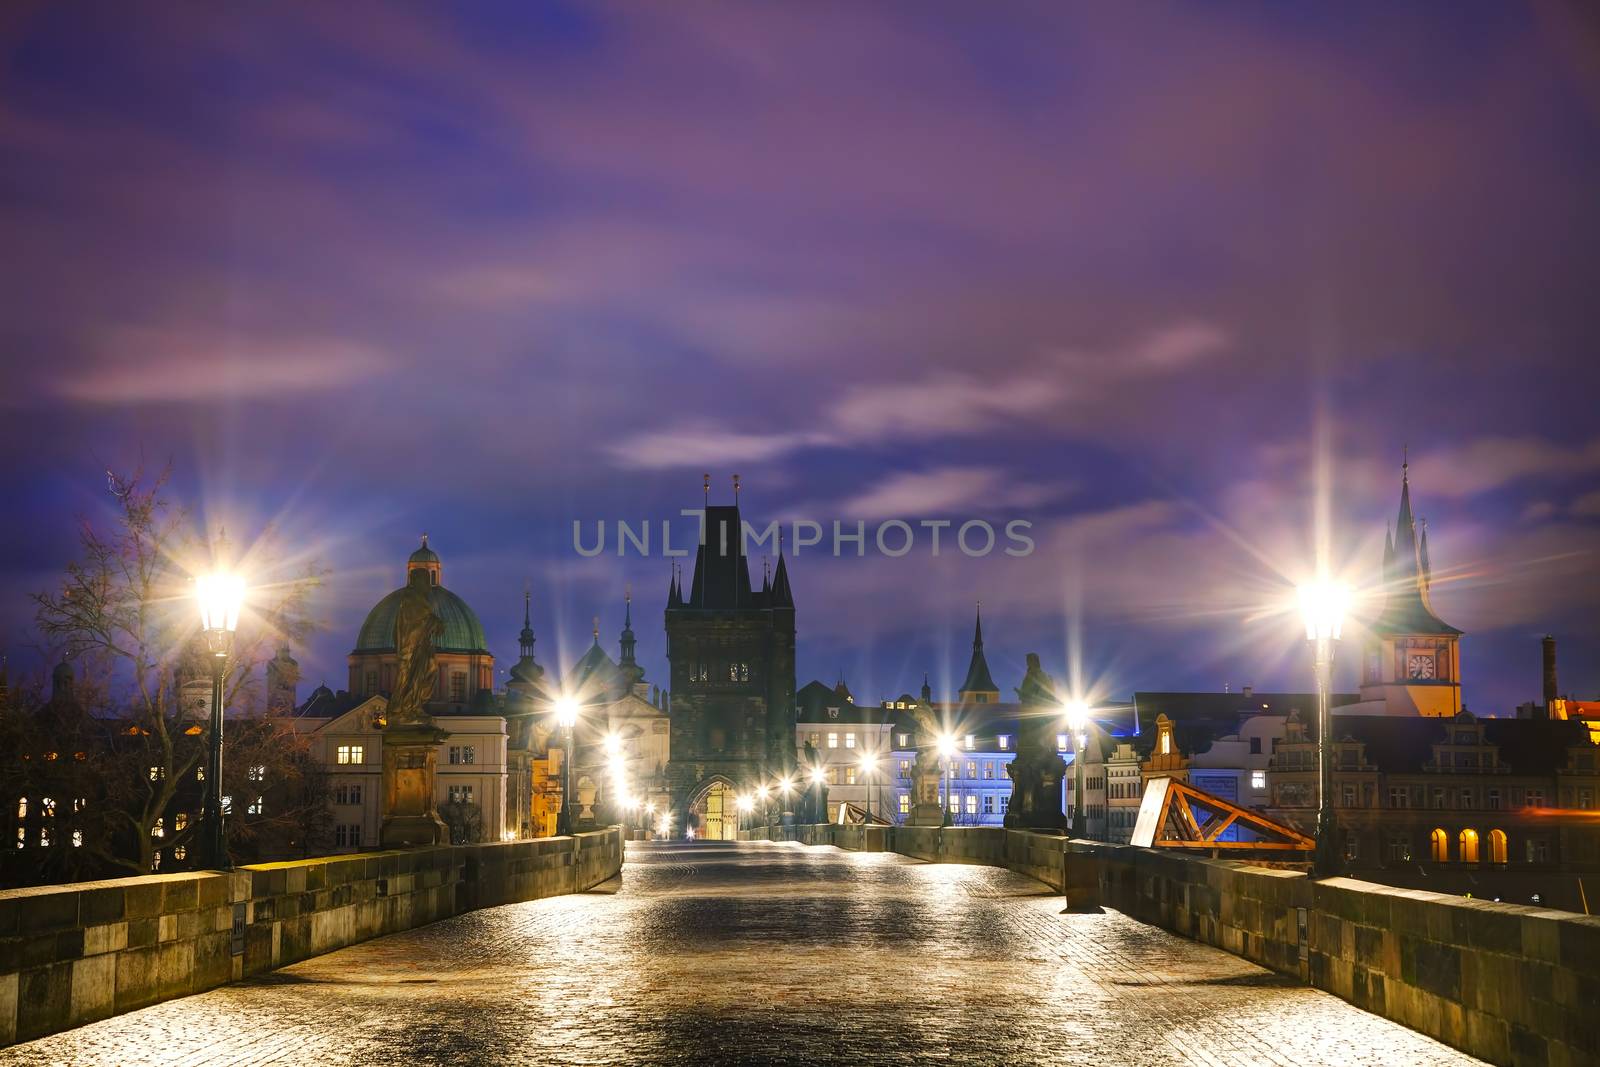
[858, 753, 878, 824]
[937, 734, 958, 825]
[1297, 578, 1350, 876]
[554, 696, 580, 836]
[1063, 699, 1089, 838]
[195, 571, 245, 870]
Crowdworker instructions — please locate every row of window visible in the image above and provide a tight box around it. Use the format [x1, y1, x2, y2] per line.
[890, 793, 1010, 816]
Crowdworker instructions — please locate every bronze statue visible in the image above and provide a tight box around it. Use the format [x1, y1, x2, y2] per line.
[389, 568, 442, 726]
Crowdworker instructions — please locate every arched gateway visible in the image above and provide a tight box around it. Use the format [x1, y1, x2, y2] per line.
[685, 776, 740, 841]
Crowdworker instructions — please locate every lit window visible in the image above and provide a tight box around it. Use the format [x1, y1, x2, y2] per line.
[845, 767, 857, 786]
[15, 798, 25, 819]
[965, 794, 977, 815]
[247, 765, 265, 782]
[965, 760, 976, 779]
[196, 766, 205, 782]
[247, 797, 264, 815]
[175, 813, 188, 832]
[72, 830, 83, 848]
[14, 828, 23, 849]
[152, 818, 164, 839]
[337, 745, 364, 765]
[898, 794, 910, 815]
[844, 733, 856, 749]
[998, 735, 1009, 750]
[149, 766, 161, 781]
[73, 797, 86, 813]
[221, 795, 233, 814]
[40, 828, 51, 848]
[898, 760, 911, 778]
[964, 735, 974, 750]
[949, 794, 960, 814]
[983, 763, 994, 780]
[827, 733, 838, 749]
[1056, 734, 1069, 751]
[897, 733, 908, 746]
[1251, 770, 1266, 790]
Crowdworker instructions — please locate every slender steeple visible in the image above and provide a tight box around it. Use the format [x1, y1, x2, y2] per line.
[667, 562, 683, 610]
[1373, 457, 1459, 637]
[920, 672, 932, 705]
[519, 586, 536, 660]
[770, 529, 794, 609]
[508, 586, 545, 692]
[958, 603, 1000, 702]
[619, 587, 641, 684]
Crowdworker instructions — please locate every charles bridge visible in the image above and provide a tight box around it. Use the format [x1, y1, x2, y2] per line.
[1, 826, 1595, 1066]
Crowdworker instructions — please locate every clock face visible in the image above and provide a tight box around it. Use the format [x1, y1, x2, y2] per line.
[1408, 655, 1436, 680]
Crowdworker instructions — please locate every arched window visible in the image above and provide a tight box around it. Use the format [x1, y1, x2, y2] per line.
[1458, 828, 1480, 864]
[1488, 828, 1508, 864]
[1430, 828, 1449, 863]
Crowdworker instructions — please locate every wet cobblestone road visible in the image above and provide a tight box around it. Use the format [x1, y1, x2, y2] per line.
[3, 841, 1484, 1066]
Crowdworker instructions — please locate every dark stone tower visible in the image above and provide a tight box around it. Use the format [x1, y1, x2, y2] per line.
[1543, 634, 1559, 708]
[665, 502, 796, 828]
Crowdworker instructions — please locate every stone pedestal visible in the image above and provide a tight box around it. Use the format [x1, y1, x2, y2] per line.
[906, 758, 946, 827]
[380, 722, 451, 848]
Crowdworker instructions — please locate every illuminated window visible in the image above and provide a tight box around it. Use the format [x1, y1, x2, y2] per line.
[1250, 770, 1267, 790]
[337, 745, 364, 765]
[898, 794, 910, 815]
[14, 798, 24, 820]
[965, 794, 977, 815]
[808, 732, 820, 748]
[827, 733, 838, 749]
[827, 767, 839, 785]
[247, 765, 265, 782]
[948, 793, 960, 814]
[196, 767, 205, 782]
[72, 797, 86, 813]
[449, 745, 475, 765]
[221, 795, 233, 815]
[964, 734, 974, 750]
[897, 733, 909, 746]
[150, 851, 160, 871]
[13, 828, 23, 849]
[1429, 828, 1449, 863]
[844, 733, 856, 749]
[152, 818, 164, 839]
[1056, 734, 1069, 751]
[845, 767, 857, 786]
[984, 762, 995, 780]
[247, 797, 264, 815]
[998, 735, 1009, 750]
[1458, 828, 1480, 864]
[963, 760, 975, 779]
[72, 830, 83, 849]
[175, 813, 188, 832]
[897, 760, 911, 778]
[149, 766, 161, 781]
[40, 828, 51, 848]
[447, 785, 475, 805]
[40, 797, 55, 818]
[1488, 829, 1508, 864]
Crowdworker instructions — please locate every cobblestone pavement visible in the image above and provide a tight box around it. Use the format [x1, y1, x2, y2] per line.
[3, 841, 1485, 1066]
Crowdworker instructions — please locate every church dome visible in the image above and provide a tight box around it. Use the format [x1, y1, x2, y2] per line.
[355, 585, 489, 654]
[353, 537, 488, 655]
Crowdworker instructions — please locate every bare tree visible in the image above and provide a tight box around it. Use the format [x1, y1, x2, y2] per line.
[31, 467, 322, 875]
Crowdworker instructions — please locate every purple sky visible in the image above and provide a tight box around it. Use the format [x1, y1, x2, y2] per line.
[3, 3, 1598, 711]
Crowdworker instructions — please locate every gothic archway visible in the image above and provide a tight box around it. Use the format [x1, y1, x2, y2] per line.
[685, 776, 740, 841]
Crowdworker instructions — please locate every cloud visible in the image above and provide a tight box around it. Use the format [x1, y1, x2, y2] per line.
[609, 321, 1230, 469]
[1571, 490, 1600, 517]
[833, 466, 1073, 520]
[56, 328, 390, 404]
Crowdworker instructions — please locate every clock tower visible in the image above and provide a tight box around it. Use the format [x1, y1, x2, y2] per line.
[1347, 461, 1462, 717]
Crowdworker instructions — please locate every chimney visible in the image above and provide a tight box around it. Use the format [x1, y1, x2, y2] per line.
[1542, 634, 1558, 706]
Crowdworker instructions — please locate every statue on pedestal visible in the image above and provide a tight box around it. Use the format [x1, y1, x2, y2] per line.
[1003, 652, 1069, 831]
[906, 703, 949, 827]
[380, 568, 451, 848]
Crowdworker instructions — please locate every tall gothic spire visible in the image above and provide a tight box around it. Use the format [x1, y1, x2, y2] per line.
[958, 603, 999, 700]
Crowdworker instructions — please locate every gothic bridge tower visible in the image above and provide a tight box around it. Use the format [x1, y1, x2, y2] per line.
[664, 493, 796, 838]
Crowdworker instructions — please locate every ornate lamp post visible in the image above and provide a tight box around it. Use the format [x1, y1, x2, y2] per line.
[936, 734, 957, 825]
[858, 753, 877, 824]
[195, 572, 244, 870]
[1298, 579, 1350, 877]
[554, 696, 580, 836]
[1064, 699, 1089, 838]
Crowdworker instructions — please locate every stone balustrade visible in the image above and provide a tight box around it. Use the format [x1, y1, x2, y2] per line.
[0, 828, 622, 1047]
[786, 822, 1597, 1067]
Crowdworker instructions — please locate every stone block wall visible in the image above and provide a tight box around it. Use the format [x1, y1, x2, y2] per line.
[0, 828, 622, 1047]
[796, 823, 1598, 1067]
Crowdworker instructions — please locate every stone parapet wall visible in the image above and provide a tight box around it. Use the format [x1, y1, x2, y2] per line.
[803, 823, 1598, 1067]
[0, 828, 623, 1048]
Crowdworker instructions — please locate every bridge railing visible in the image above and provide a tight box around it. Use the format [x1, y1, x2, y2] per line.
[787, 822, 1597, 1067]
[0, 827, 623, 1048]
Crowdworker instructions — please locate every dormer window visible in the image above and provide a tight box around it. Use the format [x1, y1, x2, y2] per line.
[827, 707, 839, 719]
[998, 735, 1009, 750]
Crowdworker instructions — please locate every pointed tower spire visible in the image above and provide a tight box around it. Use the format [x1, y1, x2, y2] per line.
[1419, 518, 1432, 586]
[920, 671, 932, 705]
[958, 602, 999, 703]
[667, 562, 683, 609]
[619, 586, 642, 685]
[770, 528, 794, 609]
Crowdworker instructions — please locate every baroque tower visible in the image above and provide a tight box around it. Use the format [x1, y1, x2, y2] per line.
[664, 498, 796, 836]
[1350, 460, 1463, 717]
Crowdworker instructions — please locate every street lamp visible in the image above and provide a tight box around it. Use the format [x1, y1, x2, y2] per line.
[936, 734, 957, 826]
[1063, 699, 1089, 838]
[554, 696, 580, 836]
[736, 793, 755, 835]
[808, 765, 826, 824]
[858, 753, 877, 824]
[1298, 578, 1350, 876]
[196, 571, 244, 870]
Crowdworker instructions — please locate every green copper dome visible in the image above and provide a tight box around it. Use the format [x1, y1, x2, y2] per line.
[354, 584, 489, 654]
